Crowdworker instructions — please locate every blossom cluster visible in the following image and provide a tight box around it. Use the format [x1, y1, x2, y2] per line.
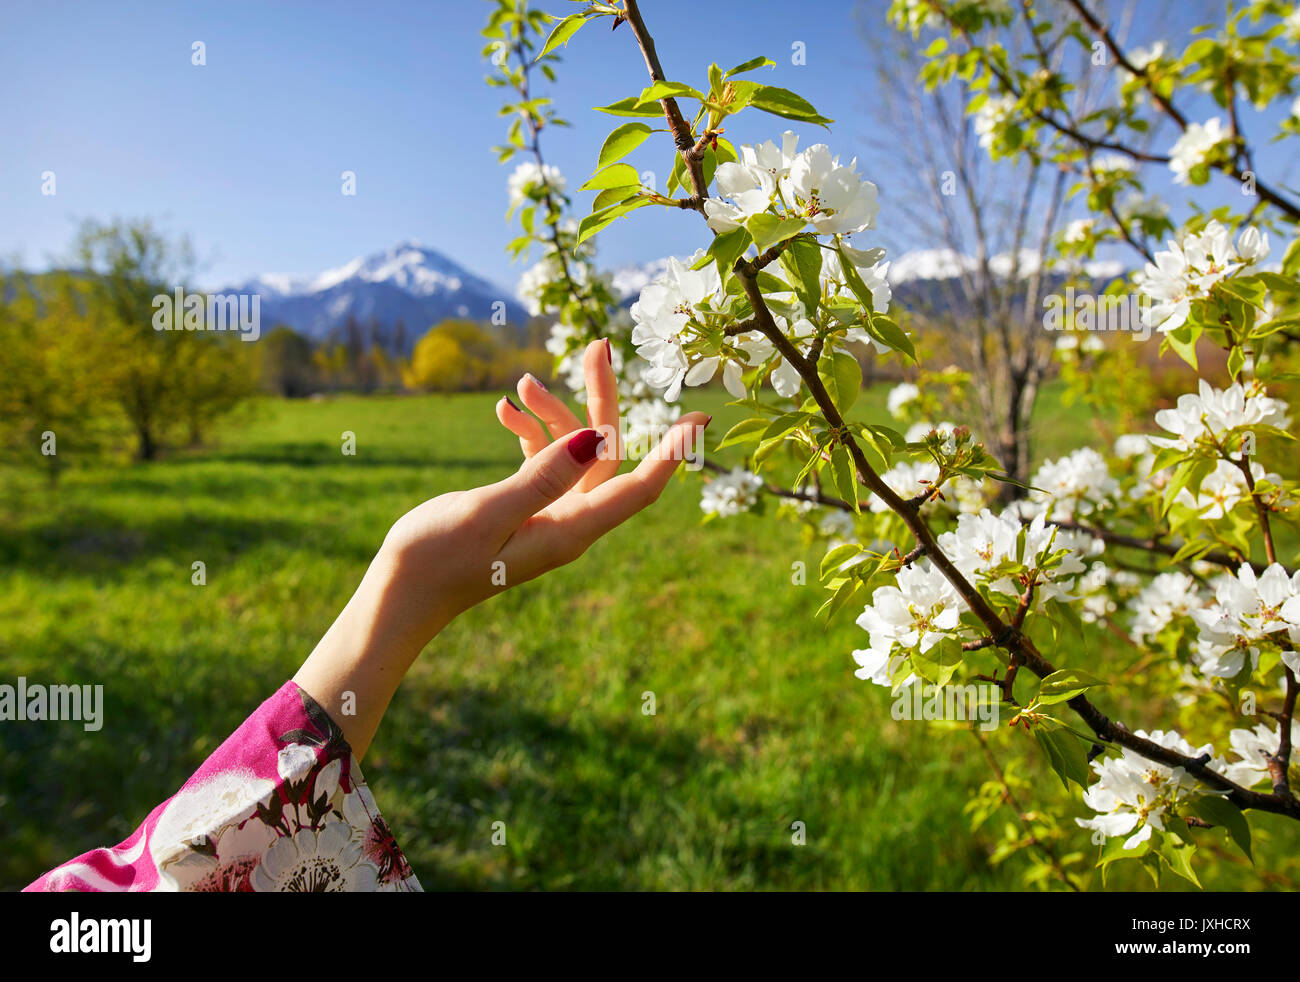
[700, 467, 765, 518]
[1191, 563, 1300, 680]
[1150, 378, 1290, 451]
[1168, 118, 1229, 186]
[1135, 220, 1270, 334]
[630, 133, 896, 404]
[852, 508, 1100, 686]
[1076, 729, 1225, 849]
[1079, 718, 1300, 849]
[702, 131, 880, 237]
[507, 161, 565, 213]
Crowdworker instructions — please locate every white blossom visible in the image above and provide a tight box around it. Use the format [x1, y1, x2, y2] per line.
[630, 255, 728, 402]
[1076, 729, 1225, 849]
[624, 398, 679, 460]
[781, 144, 880, 235]
[1192, 563, 1300, 680]
[1026, 447, 1118, 521]
[1063, 219, 1095, 244]
[887, 382, 921, 418]
[1129, 572, 1202, 644]
[1135, 220, 1265, 333]
[1168, 117, 1228, 185]
[700, 467, 764, 518]
[974, 94, 1017, 150]
[507, 161, 565, 211]
[1152, 379, 1290, 450]
[1223, 720, 1299, 788]
[853, 561, 965, 685]
[703, 132, 799, 233]
[869, 459, 939, 513]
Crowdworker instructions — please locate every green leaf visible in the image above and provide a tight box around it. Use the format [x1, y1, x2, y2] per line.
[1036, 668, 1108, 706]
[723, 55, 776, 78]
[636, 81, 705, 106]
[576, 196, 648, 246]
[748, 85, 833, 126]
[1035, 723, 1090, 789]
[1157, 830, 1201, 888]
[867, 314, 915, 362]
[817, 577, 866, 624]
[760, 411, 816, 445]
[1191, 796, 1253, 862]
[1216, 275, 1268, 309]
[593, 96, 663, 118]
[536, 13, 586, 60]
[779, 236, 822, 314]
[1227, 344, 1245, 379]
[579, 163, 641, 191]
[591, 186, 636, 211]
[820, 543, 864, 580]
[1161, 456, 1214, 515]
[706, 226, 752, 278]
[1165, 323, 1200, 369]
[910, 637, 963, 687]
[829, 442, 859, 512]
[1098, 831, 1150, 867]
[818, 350, 862, 415]
[713, 417, 768, 450]
[597, 122, 654, 169]
[745, 213, 807, 254]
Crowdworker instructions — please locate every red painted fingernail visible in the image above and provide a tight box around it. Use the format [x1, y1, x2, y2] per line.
[504, 396, 520, 412]
[604, 339, 613, 364]
[568, 428, 605, 465]
[704, 415, 713, 427]
[527, 373, 548, 392]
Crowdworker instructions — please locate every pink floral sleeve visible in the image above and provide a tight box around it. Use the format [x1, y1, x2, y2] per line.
[25, 681, 422, 892]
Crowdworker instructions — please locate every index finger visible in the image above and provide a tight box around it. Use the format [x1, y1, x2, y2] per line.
[579, 338, 622, 492]
[558, 412, 711, 540]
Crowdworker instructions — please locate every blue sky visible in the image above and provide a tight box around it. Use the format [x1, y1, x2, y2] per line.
[2, 0, 1296, 292]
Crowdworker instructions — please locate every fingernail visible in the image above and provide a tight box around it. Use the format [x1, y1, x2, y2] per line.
[604, 339, 613, 364]
[704, 415, 713, 428]
[504, 396, 520, 412]
[527, 373, 548, 392]
[568, 428, 605, 465]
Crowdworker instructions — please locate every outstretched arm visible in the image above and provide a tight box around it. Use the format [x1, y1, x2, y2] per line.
[294, 339, 708, 759]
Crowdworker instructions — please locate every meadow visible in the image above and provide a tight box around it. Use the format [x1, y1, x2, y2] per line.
[1, 384, 1293, 890]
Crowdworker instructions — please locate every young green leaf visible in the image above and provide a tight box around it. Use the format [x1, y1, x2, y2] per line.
[579, 163, 641, 191]
[594, 96, 663, 117]
[597, 122, 654, 169]
[818, 350, 863, 415]
[536, 13, 586, 61]
[1035, 668, 1108, 705]
[723, 55, 776, 78]
[746, 213, 807, 254]
[748, 85, 833, 126]
[829, 442, 859, 512]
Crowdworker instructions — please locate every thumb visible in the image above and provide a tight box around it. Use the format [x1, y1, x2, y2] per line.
[480, 428, 607, 533]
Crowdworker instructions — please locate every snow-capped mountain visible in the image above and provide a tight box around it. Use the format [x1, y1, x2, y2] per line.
[223, 241, 528, 351]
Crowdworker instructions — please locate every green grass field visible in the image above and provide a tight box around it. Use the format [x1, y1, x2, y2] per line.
[1, 385, 1292, 890]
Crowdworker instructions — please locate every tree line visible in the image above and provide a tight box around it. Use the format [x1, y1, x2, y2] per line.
[0, 220, 554, 479]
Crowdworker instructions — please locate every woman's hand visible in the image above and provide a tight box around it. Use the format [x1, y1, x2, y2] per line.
[295, 339, 709, 758]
